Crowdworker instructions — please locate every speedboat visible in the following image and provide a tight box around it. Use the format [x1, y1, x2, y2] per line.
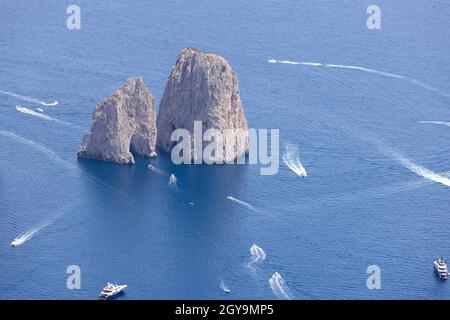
[35, 108, 44, 113]
[99, 282, 127, 300]
[434, 258, 448, 280]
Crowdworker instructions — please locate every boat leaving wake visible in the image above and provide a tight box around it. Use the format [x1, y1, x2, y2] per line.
[226, 196, 254, 210]
[268, 59, 450, 98]
[16, 105, 52, 120]
[419, 120, 450, 128]
[269, 272, 292, 300]
[282, 143, 307, 177]
[148, 164, 166, 176]
[168, 174, 178, 188]
[219, 279, 231, 293]
[15, 105, 82, 129]
[11, 222, 49, 247]
[0, 90, 58, 106]
[249, 244, 266, 267]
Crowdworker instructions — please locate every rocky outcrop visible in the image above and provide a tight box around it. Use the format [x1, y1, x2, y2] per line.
[77, 77, 157, 165]
[156, 48, 249, 163]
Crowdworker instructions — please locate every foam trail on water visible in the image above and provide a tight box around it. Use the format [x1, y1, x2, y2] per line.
[269, 272, 292, 300]
[0, 131, 135, 207]
[0, 90, 58, 106]
[268, 59, 450, 98]
[282, 143, 307, 177]
[16, 105, 52, 120]
[324, 63, 405, 79]
[168, 174, 178, 188]
[0, 131, 66, 166]
[15, 105, 82, 129]
[420, 120, 450, 128]
[11, 223, 49, 247]
[219, 279, 231, 293]
[249, 244, 266, 267]
[148, 164, 166, 175]
[226, 196, 254, 210]
[377, 142, 450, 188]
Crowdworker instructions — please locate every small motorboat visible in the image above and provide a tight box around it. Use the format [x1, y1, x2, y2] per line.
[35, 108, 44, 113]
[99, 282, 127, 300]
[434, 258, 449, 280]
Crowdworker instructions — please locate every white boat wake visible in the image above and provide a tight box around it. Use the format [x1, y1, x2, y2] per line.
[391, 151, 450, 188]
[282, 143, 307, 177]
[11, 224, 46, 247]
[0, 131, 67, 166]
[419, 120, 450, 128]
[15, 105, 82, 129]
[268, 59, 450, 98]
[148, 164, 166, 175]
[375, 141, 450, 188]
[168, 174, 178, 188]
[269, 272, 292, 300]
[0, 90, 58, 106]
[249, 244, 266, 267]
[0, 130, 136, 208]
[16, 105, 52, 120]
[219, 279, 231, 293]
[226, 196, 254, 210]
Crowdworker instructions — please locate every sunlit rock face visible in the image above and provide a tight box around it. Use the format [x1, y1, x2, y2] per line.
[157, 48, 249, 163]
[78, 77, 157, 165]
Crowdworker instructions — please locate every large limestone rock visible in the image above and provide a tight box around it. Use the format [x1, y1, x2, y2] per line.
[157, 48, 249, 163]
[77, 77, 157, 165]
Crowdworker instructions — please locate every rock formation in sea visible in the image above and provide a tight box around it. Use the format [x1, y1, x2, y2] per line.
[156, 47, 249, 163]
[77, 77, 157, 165]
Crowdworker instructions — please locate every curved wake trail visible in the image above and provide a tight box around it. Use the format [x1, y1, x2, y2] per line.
[226, 196, 254, 210]
[282, 143, 307, 177]
[374, 140, 450, 188]
[268, 59, 450, 98]
[15, 106, 82, 129]
[390, 150, 450, 188]
[0, 131, 67, 167]
[269, 272, 292, 300]
[0, 131, 136, 205]
[420, 120, 450, 128]
[219, 279, 231, 293]
[0, 90, 58, 106]
[248, 244, 266, 267]
[0, 131, 144, 246]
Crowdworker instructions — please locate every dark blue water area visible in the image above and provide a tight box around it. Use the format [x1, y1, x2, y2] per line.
[1, 0, 450, 299]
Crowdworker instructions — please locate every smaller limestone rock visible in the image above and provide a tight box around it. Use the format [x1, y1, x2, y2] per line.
[77, 77, 157, 165]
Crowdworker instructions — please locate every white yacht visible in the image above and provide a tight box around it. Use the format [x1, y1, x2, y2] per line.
[434, 258, 448, 280]
[35, 108, 44, 113]
[99, 282, 127, 299]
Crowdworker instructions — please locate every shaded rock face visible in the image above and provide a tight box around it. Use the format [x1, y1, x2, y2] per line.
[156, 48, 249, 163]
[77, 77, 157, 165]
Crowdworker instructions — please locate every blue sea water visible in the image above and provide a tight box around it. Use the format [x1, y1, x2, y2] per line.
[1, 0, 450, 299]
